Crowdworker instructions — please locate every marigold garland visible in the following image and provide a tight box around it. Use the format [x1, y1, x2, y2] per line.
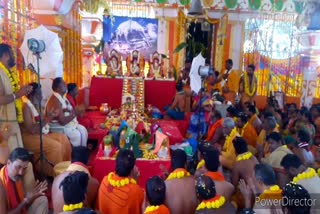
[244, 72, 256, 97]
[107, 172, 137, 187]
[0, 62, 23, 122]
[236, 152, 253, 161]
[317, 168, 320, 177]
[239, 122, 248, 136]
[196, 195, 226, 211]
[292, 168, 317, 184]
[166, 168, 190, 180]
[196, 159, 205, 170]
[63, 202, 83, 212]
[144, 205, 160, 213]
[224, 128, 238, 151]
[258, 185, 282, 201]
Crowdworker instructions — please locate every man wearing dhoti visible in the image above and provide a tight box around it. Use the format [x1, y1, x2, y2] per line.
[46, 77, 88, 147]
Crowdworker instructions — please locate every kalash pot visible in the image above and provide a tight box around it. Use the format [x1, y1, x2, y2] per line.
[100, 103, 110, 114]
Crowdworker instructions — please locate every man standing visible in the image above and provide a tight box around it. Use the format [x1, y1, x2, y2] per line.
[216, 59, 240, 104]
[0, 43, 32, 150]
[239, 64, 257, 107]
[46, 77, 88, 147]
[0, 148, 48, 213]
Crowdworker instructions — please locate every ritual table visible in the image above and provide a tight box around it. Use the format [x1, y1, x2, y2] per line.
[78, 111, 108, 143]
[88, 76, 176, 110]
[92, 157, 171, 188]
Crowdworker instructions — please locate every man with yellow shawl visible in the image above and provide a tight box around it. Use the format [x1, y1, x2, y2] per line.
[220, 117, 240, 169]
[0, 148, 48, 214]
[235, 113, 258, 154]
[215, 59, 240, 104]
[239, 64, 257, 108]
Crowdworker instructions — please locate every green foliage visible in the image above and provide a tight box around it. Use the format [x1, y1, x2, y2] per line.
[173, 42, 188, 54]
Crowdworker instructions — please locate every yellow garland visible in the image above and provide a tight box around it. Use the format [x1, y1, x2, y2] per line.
[239, 122, 248, 136]
[63, 202, 83, 212]
[282, 145, 288, 149]
[292, 168, 317, 184]
[224, 128, 238, 150]
[196, 196, 226, 211]
[0, 62, 23, 122]
[107, 172, 137, 187]
[196, 159, 205, 170]
[166, 169, 190, 181]
[244, 72, 256, 97]
[317, 168, 320, 177]
[144, 205, 160, 213]
[262, 185, 281, 195]
[236, 152, 253, 162]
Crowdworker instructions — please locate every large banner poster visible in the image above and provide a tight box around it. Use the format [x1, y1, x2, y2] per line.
[103, 16, 158, 60]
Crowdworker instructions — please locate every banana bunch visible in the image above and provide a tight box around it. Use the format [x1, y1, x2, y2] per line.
[142, 150, 158, 160]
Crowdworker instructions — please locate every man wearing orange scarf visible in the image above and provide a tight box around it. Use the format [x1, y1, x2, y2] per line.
[203, 149, 234, 201]
[97, 149, 144, 214]
[205, 111, 224, 145]
[246, 104, 262, 134]
[0, 148, 48, 214]
[236, 113, 258, 153]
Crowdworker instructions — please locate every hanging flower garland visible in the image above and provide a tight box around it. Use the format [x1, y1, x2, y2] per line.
[196, 195, 226, 211]
[107, 172, 137, 187]
[244, 72, 256, 97]
[292, 168, 317, 184]
[236, 152, 253, 162]
[257, 185, 282, 201]
[196, 159, 205, 170]
[166, 168, 190, 180]
[224, 128, 238, 150]
[0, 62, 23, 123]
[63, 202, 83, 212]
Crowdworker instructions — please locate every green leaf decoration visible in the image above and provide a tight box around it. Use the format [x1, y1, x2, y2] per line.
[270, 0, 284, 12]
[156, 0, 167, 4]
[173, 42, 188, 54]
[294, 0, 305, 14]
[248, 0, 261, 11]
[224, 0, 237, 9]
[179, 0, 191, 6]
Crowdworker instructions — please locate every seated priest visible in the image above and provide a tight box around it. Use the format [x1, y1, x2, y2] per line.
[97, 149, 144, 214]
[46, 77, 88, 147]
[67, 83, 86, 117]
[0, 148, 49, 214]
[21, 82, 72, 177]
[164, 81, 186, 120]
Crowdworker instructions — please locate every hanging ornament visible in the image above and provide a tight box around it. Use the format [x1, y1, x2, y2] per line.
[293, 0, 305, 14]
[270, 0, 284, 11]
[248, 0, 261, 11]
[157, 0, 167, 4]
[179, 0, 191, 6]
[224, 0, 237, 9]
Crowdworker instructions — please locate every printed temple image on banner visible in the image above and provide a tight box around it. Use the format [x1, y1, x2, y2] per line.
[103, 16, 158, 60]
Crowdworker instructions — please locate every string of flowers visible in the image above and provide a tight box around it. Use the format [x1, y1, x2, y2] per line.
[166, 168, 190, 180]
[244, 72, 256, 97]
[63, 202, 83, 212]
[236, 152, 253, 162]
[292, 168, 317, 184]
[144, 205, 160, 213]
[107, 172, 137, 187]
[196, 195, 226, 211]
[0, 62, 23, 122]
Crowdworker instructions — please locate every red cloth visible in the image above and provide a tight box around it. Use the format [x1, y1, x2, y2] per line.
[144, 80, 176, 111]
[89, 77, 176, 110]
[157, 121, 184, 145]
[89, 77, 123, 109]
[92, 158, 171, 188]
[66, 94, 76, 109]
[78, 111, 108, 142]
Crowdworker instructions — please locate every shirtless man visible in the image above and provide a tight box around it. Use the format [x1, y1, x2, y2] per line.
[231, 137, 258, 187]
[195, 175, 235, 214]
[165, 149, 198, 214]
[202, 148, 234, 201]
[164, 82, 186, 120]
[52, 146, 99, 213]
[46, 77, 88, 147]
